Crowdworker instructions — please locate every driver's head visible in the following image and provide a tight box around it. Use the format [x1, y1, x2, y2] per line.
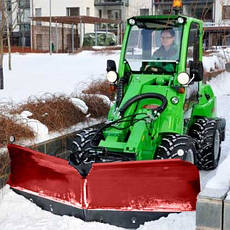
[160, 29, 175, 50]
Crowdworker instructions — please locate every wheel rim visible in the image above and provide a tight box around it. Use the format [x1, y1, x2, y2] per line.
[184, 148, 195, 164]
[214, 129, 220, 161]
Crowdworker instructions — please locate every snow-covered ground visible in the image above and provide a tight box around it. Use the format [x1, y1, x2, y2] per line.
[0, 52, 120, 104]
[0, 51, 230, 230]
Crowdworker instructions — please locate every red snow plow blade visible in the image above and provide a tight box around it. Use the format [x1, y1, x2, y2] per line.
[8, 144, 200, 228]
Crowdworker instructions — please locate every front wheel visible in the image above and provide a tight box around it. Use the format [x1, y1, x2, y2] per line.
[154, 134, 197, 165]
[69, 128, 102, 165]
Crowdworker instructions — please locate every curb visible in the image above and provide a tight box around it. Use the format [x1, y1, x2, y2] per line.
[224, 192, 230, 230]
[29, 122, 104, 159]
[196, 188, 230, 230]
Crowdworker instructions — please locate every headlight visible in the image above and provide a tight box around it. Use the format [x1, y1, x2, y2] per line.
[177, 72, 190, 85]
[9, 136, 15, 143]
[129, 18, 135, 25]
[106, 71, 118, 83]
[178, 17, 184, 24]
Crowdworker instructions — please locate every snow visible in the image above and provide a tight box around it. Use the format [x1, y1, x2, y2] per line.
[0, 186, 123, 230]
[0, 185, 196, 230]
[138, 212, 196, 230]
[0, 52, 120, 104]
[0, 50, 230, 229]
[70, 98, 88, 114]
[17, 111, 49, 142]
[201, 72, 230, 191]
[93, 94, 112, 106]
[203, 48, 230, 72]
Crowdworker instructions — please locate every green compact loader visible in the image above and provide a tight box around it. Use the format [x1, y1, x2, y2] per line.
[69, 14, 226, 175]
[7, 11, 226, 229]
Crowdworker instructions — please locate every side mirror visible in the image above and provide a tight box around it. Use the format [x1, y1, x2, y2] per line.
[106, 60, 117, 72]
[189, 61, 203, 82]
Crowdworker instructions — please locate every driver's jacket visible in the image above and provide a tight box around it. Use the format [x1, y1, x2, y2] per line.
[152, 43, 178, 60]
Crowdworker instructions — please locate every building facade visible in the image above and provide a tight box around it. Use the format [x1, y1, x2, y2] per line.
[31, 0, 96, 51]
[154, 0, 230, 47]
[8, 0, 230, 50]
[30, 0, 153, 51]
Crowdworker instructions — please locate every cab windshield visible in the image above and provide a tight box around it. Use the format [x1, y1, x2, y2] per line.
[125, 19, 183, 72]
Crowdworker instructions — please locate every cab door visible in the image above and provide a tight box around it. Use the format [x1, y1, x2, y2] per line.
[184, 23, 201, 122]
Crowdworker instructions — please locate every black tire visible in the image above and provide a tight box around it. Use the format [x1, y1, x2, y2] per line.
[189, 118, 221, 170]
[70, 128, 102, 165]
[154, 134, 197, 164]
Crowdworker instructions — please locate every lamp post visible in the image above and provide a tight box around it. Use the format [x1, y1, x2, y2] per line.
[31, 0, 34, 50]
[121, 0, 126, 43]
[49, 0, 52, 54]
[152, 0, 154, 15]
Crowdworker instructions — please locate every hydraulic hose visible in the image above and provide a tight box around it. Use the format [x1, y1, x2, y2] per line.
[116, 78, 125, 107]
[119, 93, 168, 117]
[116, 73, 130, 107]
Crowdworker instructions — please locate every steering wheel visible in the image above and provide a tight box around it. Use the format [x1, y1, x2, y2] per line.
[144, 64, 165, 73]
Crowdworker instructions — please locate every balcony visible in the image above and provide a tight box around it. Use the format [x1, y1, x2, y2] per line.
[95, 0, 129, 7]
[154, 0, 213, 5]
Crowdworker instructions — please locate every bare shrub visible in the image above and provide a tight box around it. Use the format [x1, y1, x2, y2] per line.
[83, 79, 115, 100]
[0, 115, 34, 148]
[74, 46, 120, 55]
[204, 69, 225, 82]
[0, 151, 10, 189]
[80, 94, 110, 118]
[11, 95, 86, 132]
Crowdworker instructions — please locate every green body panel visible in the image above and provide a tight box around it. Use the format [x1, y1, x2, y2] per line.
[99, 14, 216, 160]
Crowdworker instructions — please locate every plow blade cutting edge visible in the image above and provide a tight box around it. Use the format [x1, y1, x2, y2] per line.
[7, 144, 200, 228]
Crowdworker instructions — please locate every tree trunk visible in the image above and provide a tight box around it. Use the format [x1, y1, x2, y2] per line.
[5, 7, 11, 70]
[0, 65, 3, 89]
[0, 0, 4, 89]
[0, 37, 4, 89]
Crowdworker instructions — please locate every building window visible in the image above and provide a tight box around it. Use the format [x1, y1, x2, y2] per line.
[191, 4, 213, 21]
[19, 0, 30, 8]
[35, 8, 41, 26]
[223, 6, 230, 19]
[7, 0, 11, 11]
[66, 7, 80, 16]
[35, 8, 41, 16]
[107, 10, 121, 20]
[140, 8, 149, 16]
[107, 10, 112, 18]
[20, 23, 30, 32]
[99, 9, 102, 18]
[86, 7, 90, 16]
[17, 8, 30, 24]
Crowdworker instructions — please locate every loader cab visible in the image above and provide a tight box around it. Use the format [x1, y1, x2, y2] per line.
[123, 16, 185, 74]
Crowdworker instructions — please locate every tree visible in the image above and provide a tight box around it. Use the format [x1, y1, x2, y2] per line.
[0, 0, 22, 89]
[0, 0, 5, 89]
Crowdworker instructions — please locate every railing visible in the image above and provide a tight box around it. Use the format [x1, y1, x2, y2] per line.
[154, 0, 213, 4]
[204, 22, 230, 27]
[95, 0, 129, 6]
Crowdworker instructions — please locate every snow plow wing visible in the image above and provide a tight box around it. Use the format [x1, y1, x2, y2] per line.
[7, 144, 200, 228]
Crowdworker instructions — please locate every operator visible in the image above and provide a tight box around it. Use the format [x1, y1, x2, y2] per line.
[144, 29, 178, 72]
[153, 29, 178, 60]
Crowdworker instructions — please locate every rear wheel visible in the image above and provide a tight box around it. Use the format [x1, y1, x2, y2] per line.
[154, 134, 196, 164]
[189, 118, 221, 170]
